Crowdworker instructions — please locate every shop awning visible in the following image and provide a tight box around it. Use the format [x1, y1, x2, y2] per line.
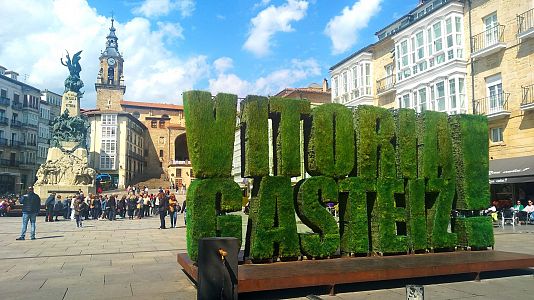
[489, 156, 534, 184]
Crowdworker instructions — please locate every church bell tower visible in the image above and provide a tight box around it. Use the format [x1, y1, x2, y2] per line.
[95, 17, 125, 111]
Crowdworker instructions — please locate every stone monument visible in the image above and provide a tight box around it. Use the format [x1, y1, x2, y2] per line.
[34, 50, 96, 199]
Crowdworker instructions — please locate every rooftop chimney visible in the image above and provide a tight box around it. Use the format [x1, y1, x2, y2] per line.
[322, 78, 329, 92]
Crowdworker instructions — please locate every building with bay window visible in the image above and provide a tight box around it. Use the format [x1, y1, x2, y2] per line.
[377, 0, 468, 115]
[331, 0, 468, 115]
[85, 111, 146, 189]
[330, 49, 374, 107]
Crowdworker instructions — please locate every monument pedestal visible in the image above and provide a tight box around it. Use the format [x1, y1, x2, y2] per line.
[34, 184, 95, 201]
[34, 142, 96, 199]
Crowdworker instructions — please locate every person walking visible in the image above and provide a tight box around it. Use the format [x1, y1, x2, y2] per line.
[158, 192, 169, 229]
[181, 199, 187, 225]
[17, 187, 41, 240]
[74, 197, 83, 228]
[44, 193, 55, 222]
[137, 195, 144, 219]
[108, 195, 117, 221]
[143, 194, 151, 217]
[169, 194, 178, 228]
[53, 195, 63, 221]
[127, 195, 136, 219]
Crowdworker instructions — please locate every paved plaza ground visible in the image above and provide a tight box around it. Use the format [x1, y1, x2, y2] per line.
[0, 203, 533, 300]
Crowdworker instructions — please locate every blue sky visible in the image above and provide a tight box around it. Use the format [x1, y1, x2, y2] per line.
[0, 0, 417, 108]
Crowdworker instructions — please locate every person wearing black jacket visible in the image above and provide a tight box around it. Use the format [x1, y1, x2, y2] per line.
[158, 192, 169, 229]
[108, 195, 117, 221]
[17, 187, 41, 240]
[44, 193, 55, 222]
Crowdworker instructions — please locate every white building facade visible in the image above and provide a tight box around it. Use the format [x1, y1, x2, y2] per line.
[330, 51, 374, 107]
[388, 0, 468, 115]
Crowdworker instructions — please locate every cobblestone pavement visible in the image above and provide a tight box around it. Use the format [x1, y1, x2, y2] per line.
[0, 208, 533, 300]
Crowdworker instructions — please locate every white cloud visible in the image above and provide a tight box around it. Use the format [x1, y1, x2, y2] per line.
[253, 0, 271, 10]
[208, 58, 320, 97]
[133, 0, 195, 18]
[243, 0, 308, 57]
[324, 0, 382, 54]
[213, 57, 234, 74]
[156, 21, 184, 42]
[0, 0, 208, 107]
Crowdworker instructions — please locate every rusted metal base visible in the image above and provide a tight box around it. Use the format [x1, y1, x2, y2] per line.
[177, 251, 534, 294]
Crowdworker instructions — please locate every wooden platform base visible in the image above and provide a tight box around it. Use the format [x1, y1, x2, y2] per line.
[177, 251, 534, 294]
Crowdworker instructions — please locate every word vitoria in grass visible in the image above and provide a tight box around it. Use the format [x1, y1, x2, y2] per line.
[184, 90, 493, 262]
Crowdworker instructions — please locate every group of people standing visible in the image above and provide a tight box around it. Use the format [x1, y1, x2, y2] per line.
[15, 186, 188, 241]
[42, 188, 186, 229]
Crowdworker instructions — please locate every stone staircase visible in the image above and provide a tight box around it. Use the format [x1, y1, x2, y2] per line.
[133, 174, 170, 190]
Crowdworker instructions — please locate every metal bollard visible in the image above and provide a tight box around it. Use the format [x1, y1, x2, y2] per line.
[197, 237, 239, 300]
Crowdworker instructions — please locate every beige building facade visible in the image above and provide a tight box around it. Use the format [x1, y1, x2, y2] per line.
[466, 0, 534, 202]
[120, 101, 191, 189]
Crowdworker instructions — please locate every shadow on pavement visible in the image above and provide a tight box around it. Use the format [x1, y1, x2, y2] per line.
[36, 235, 64, 240]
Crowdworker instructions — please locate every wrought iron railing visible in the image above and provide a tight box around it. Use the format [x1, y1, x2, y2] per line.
[0, 97, 10, 106]
[376, 74, 396, 94]
[0, 117, 8, 126]
[11, 102, 22, 110]
[522, 84, 534, 106]
[127, 150, 145, 162]
[0, 159, 18, 167]
[10, 140, 24, 147]
[38, 137, 49, 144]
[518, 8, 534, 35]
[10, 120, 22, 128]
[472, 25, 505, 53]
[0, 138, 7, 146]
[474, 92, 510, 115]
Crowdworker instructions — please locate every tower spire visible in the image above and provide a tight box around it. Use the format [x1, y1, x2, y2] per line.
[103, 16, 119, 57]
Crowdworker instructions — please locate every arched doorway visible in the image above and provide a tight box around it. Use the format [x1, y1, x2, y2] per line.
[175, 133, 188, 161]
[171, 133, 191, 192]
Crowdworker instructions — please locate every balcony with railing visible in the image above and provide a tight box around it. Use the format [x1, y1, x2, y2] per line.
[25, 141, 37, 147]
[521, 84, 534, 111]
[0, 96, 10, 107]
[9, 140, 24, 148]
[169, 160, 191, 167]
[471, 25, 506, 59]
[22, 103, 39, 112]
[127, 150, 145, 162]
[0, 138, 8, 146]
[11, 102, 23, 111]
[19, 160, 34, 169]
[26, 122, 38, 129]
[474, 92, 511, 120]
[0, 117, 8, 126]
[0, 159, 18, 167]
[38, 137, 49, 144]
[518, 8, 534, 40]
[376, 75, 396, 95]
[10, 120, 22, 128]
